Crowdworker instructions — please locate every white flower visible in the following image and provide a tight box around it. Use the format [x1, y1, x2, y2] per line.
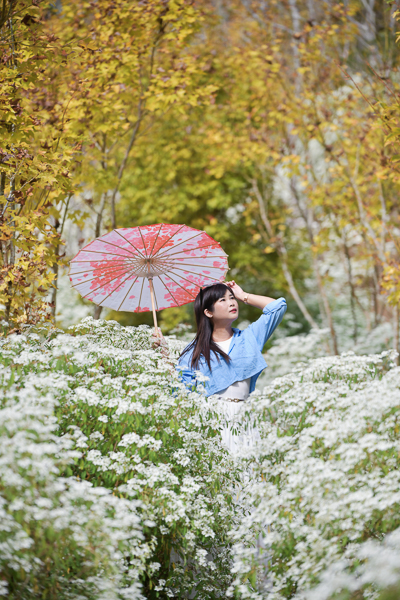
[89, 431, 104, 441]
[154, 578, 166, 591]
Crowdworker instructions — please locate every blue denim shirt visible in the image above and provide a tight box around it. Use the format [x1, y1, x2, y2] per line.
[176, 297, 287, 397]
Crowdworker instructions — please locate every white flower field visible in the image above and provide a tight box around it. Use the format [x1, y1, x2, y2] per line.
[231, 349, 400, 600]
[1, 318, 400, 600]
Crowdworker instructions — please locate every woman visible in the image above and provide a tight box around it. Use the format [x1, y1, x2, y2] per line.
[176, 280, 287, 452]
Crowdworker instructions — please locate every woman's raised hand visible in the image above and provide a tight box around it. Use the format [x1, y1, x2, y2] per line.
[225, 280, 246, 302]
[227, 282, 278, 310]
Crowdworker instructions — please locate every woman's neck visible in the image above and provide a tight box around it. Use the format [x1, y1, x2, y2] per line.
[211, 323, 234, 343]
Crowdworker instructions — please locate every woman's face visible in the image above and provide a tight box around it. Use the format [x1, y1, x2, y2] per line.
[205, 289, 239, 323]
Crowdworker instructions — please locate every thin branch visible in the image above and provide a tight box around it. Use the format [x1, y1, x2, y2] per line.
[95, 192, 107, 239]
[251, 178, 320, 330]
[349, 175, 386, 264]
[59, 194, 71, 237]
[107, 14, 167, 229]
[287, 176, 339, 353]
[378, 179, 387, 257]
[109, 97, 143, 230]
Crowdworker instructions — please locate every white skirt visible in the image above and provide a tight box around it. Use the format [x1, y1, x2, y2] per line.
[218, 399, 261, 456]
[219, 400, 271, 583]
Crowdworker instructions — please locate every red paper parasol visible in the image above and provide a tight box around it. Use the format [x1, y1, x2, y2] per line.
[69, 223, 229, 333]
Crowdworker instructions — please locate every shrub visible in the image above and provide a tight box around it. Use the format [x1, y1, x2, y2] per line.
[0, 318, 246, 599]
[230, 350, 400, 600]
[0, 343, 144, 599]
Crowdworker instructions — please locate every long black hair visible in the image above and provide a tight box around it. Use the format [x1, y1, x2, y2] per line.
[180, 283, 234, 370]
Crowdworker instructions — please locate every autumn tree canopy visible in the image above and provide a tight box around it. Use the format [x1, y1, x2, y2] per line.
[1, 0, 399, 354]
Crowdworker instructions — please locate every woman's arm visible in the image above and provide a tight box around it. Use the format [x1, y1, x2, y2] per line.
[226, 280, 287, 349]
[225, 280, 277, 310]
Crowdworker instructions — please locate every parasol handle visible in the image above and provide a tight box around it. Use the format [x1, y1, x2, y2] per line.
[148, 276, 159, 338]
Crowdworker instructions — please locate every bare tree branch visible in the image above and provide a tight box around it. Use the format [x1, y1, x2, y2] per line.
[251, 178, 320, 330]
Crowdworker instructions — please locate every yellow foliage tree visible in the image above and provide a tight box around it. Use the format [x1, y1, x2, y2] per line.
[0, 0, 217, 327]
[164, 0, 400, 353]
[0, 0, 79, 329]
[2, 0, 399, 353]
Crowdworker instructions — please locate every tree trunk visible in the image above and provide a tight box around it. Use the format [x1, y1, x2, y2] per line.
[95, 192, 107, 239]
[4, 17, 17, 326]
[4, 193, 15, 325]
[288, 0, 303, 96]
[371, 265, 380, 327]
[92, 192, 107, 320]
[109, 98, 143, 230]
[251, 179, 320, 330]
[312, 253, 339, 354]
[50, 218, 60, 319]
[288, 178, 339, 353]
[51, 195, 71, 319]
[279, 242, 320, 330]
[394, 304, 399, 365]
[343, 236, 358, 343]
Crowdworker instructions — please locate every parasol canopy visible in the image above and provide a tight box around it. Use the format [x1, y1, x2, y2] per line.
[69, 223, 229, 331]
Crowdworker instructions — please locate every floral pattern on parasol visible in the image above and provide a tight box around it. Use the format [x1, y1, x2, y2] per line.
[69, 224, 229, 318]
